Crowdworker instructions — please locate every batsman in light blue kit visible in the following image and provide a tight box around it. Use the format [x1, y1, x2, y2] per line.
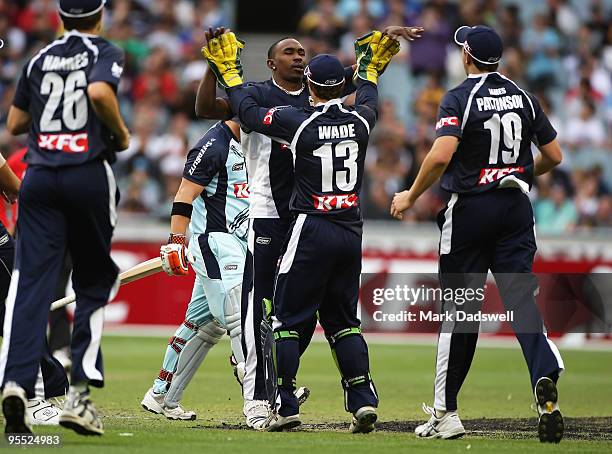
[141, 120, 249, 420]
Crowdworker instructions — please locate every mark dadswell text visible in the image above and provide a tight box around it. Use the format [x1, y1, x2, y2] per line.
[373, 310, 514, 323]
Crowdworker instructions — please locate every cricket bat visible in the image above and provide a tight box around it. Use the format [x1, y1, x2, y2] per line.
[49, 256, 163, 311]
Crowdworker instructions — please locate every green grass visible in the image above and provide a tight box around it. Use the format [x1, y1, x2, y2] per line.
[12, 336, 612, 452]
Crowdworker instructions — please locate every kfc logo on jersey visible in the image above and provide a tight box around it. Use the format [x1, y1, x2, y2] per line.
[313, 193, 359, 211]
[436, 116, 459, 130]
[233, 183, 250, 198]
[478, 167, 524, 185]
[38, 133, 89, 153]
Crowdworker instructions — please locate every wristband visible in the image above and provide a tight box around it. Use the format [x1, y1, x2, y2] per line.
[171, 201, 193, 219]
[168, 233, 187, 245]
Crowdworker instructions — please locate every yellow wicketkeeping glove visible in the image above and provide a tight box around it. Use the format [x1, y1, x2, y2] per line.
[354, 31, 401, 84]
[201, 32, 245, 88]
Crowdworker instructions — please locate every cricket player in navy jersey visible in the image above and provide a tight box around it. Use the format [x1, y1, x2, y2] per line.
[0, 158, 69, 427]
[1, 0, 129, 435]
[140, 119, 249, 420]
[197, 25, 423, 430]
[391, 26, 565, 443]
[202, 30, 401, 432]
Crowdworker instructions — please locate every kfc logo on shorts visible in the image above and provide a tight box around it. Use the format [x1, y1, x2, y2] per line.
[233, 183, 250, 198]
[435, 116, 459, 130]
[38, 133, 89, 153]
[313, 193, 359, 211]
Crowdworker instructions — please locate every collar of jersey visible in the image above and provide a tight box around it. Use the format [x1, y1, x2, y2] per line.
[467, 71, 500, 78]
[314, 98, 342, 110]
[271, 77, 305, 96]
[63, 29, 98, 39]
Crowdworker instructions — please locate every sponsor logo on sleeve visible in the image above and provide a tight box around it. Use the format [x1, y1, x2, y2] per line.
[111, 61, 123, 78]
[263, 107, 277, 125]
[435, 116, 459, 130]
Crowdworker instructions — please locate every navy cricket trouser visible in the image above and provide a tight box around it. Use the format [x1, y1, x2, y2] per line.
[0, 160, 119, 397]
[273, 214, 378, 416]
[240, 218, 316, 401]
[0, 223, 68, 399]
[433, 188, 564, 412]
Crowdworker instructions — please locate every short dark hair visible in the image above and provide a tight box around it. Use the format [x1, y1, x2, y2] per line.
[473, 60, 499, 72]
[308, 80, 345, 101]
[60, 11, 102, 32]
[267, 36, 295, 59]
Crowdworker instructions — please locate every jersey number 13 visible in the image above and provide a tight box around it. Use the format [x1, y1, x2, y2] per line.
[313, 140, 359, 192]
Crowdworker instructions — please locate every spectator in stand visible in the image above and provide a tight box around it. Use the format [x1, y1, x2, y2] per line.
[564, 100, 606, 150]
[363, 127, 411, 218]
[409, 3, 451, 76]
[132, 47, 179, 109]
[535, 184, 578, 234]
[521, 13, 562, 92]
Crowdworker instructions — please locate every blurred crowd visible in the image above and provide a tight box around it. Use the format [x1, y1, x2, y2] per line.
[0, 0, 611, 233]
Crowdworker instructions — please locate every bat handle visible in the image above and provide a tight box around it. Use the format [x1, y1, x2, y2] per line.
[50, 294, 76, 311]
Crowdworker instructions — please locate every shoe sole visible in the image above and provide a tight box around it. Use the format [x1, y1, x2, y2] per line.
[351, 411, 377, 434]
[535, 378, 563, 443]
[267, 416, 301, 432]
[296, 387, 310, 406]
[3, 396, 32, 434]
[59, 415, 103, 436]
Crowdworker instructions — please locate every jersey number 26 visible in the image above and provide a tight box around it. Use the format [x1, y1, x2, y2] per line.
[40, 70, 88, 132]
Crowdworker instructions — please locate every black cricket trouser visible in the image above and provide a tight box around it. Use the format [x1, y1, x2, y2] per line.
[240, 217, 317, 401]
[273, 214, 378, 416]
[434, 188, 564, 412]
[0, 160, 119, 397]
[0, 223, 68, 399]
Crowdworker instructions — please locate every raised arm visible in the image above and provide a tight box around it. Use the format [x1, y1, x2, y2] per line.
[195, 66, 233, 119]
[227, 86, 297, 144]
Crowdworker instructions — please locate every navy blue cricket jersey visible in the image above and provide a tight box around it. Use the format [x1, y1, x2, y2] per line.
[183, 121, 249, 240]
[435, 71, 557, 194]
[228, 81, 378, 233]
[234, 68, 355, 219]
[12, 29, 125, 167]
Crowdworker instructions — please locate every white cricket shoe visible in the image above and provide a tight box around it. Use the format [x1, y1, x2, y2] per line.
[26, 398, 60, 425]
[59, 389, 103, 436]
[265, 413, 301, 432]
[349, 405, 377, 433]
[534, 377, 563, 443]
[140, 387, 196, 421]
[2, 381, 32, 434]
[243, 399, 270, 430]
[295, 386, 310, 405]
[415, 403, 465, 439]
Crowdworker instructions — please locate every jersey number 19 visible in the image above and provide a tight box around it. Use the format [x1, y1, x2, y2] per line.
[484, 112, 522, 165]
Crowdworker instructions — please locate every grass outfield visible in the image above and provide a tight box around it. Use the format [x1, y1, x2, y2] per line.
[9, 335, 612, 453]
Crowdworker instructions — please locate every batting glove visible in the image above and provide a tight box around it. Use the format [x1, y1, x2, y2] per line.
[353, 31, 401, 84]
[160, 234, 195, 276]
[201, 32, 245, 88]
